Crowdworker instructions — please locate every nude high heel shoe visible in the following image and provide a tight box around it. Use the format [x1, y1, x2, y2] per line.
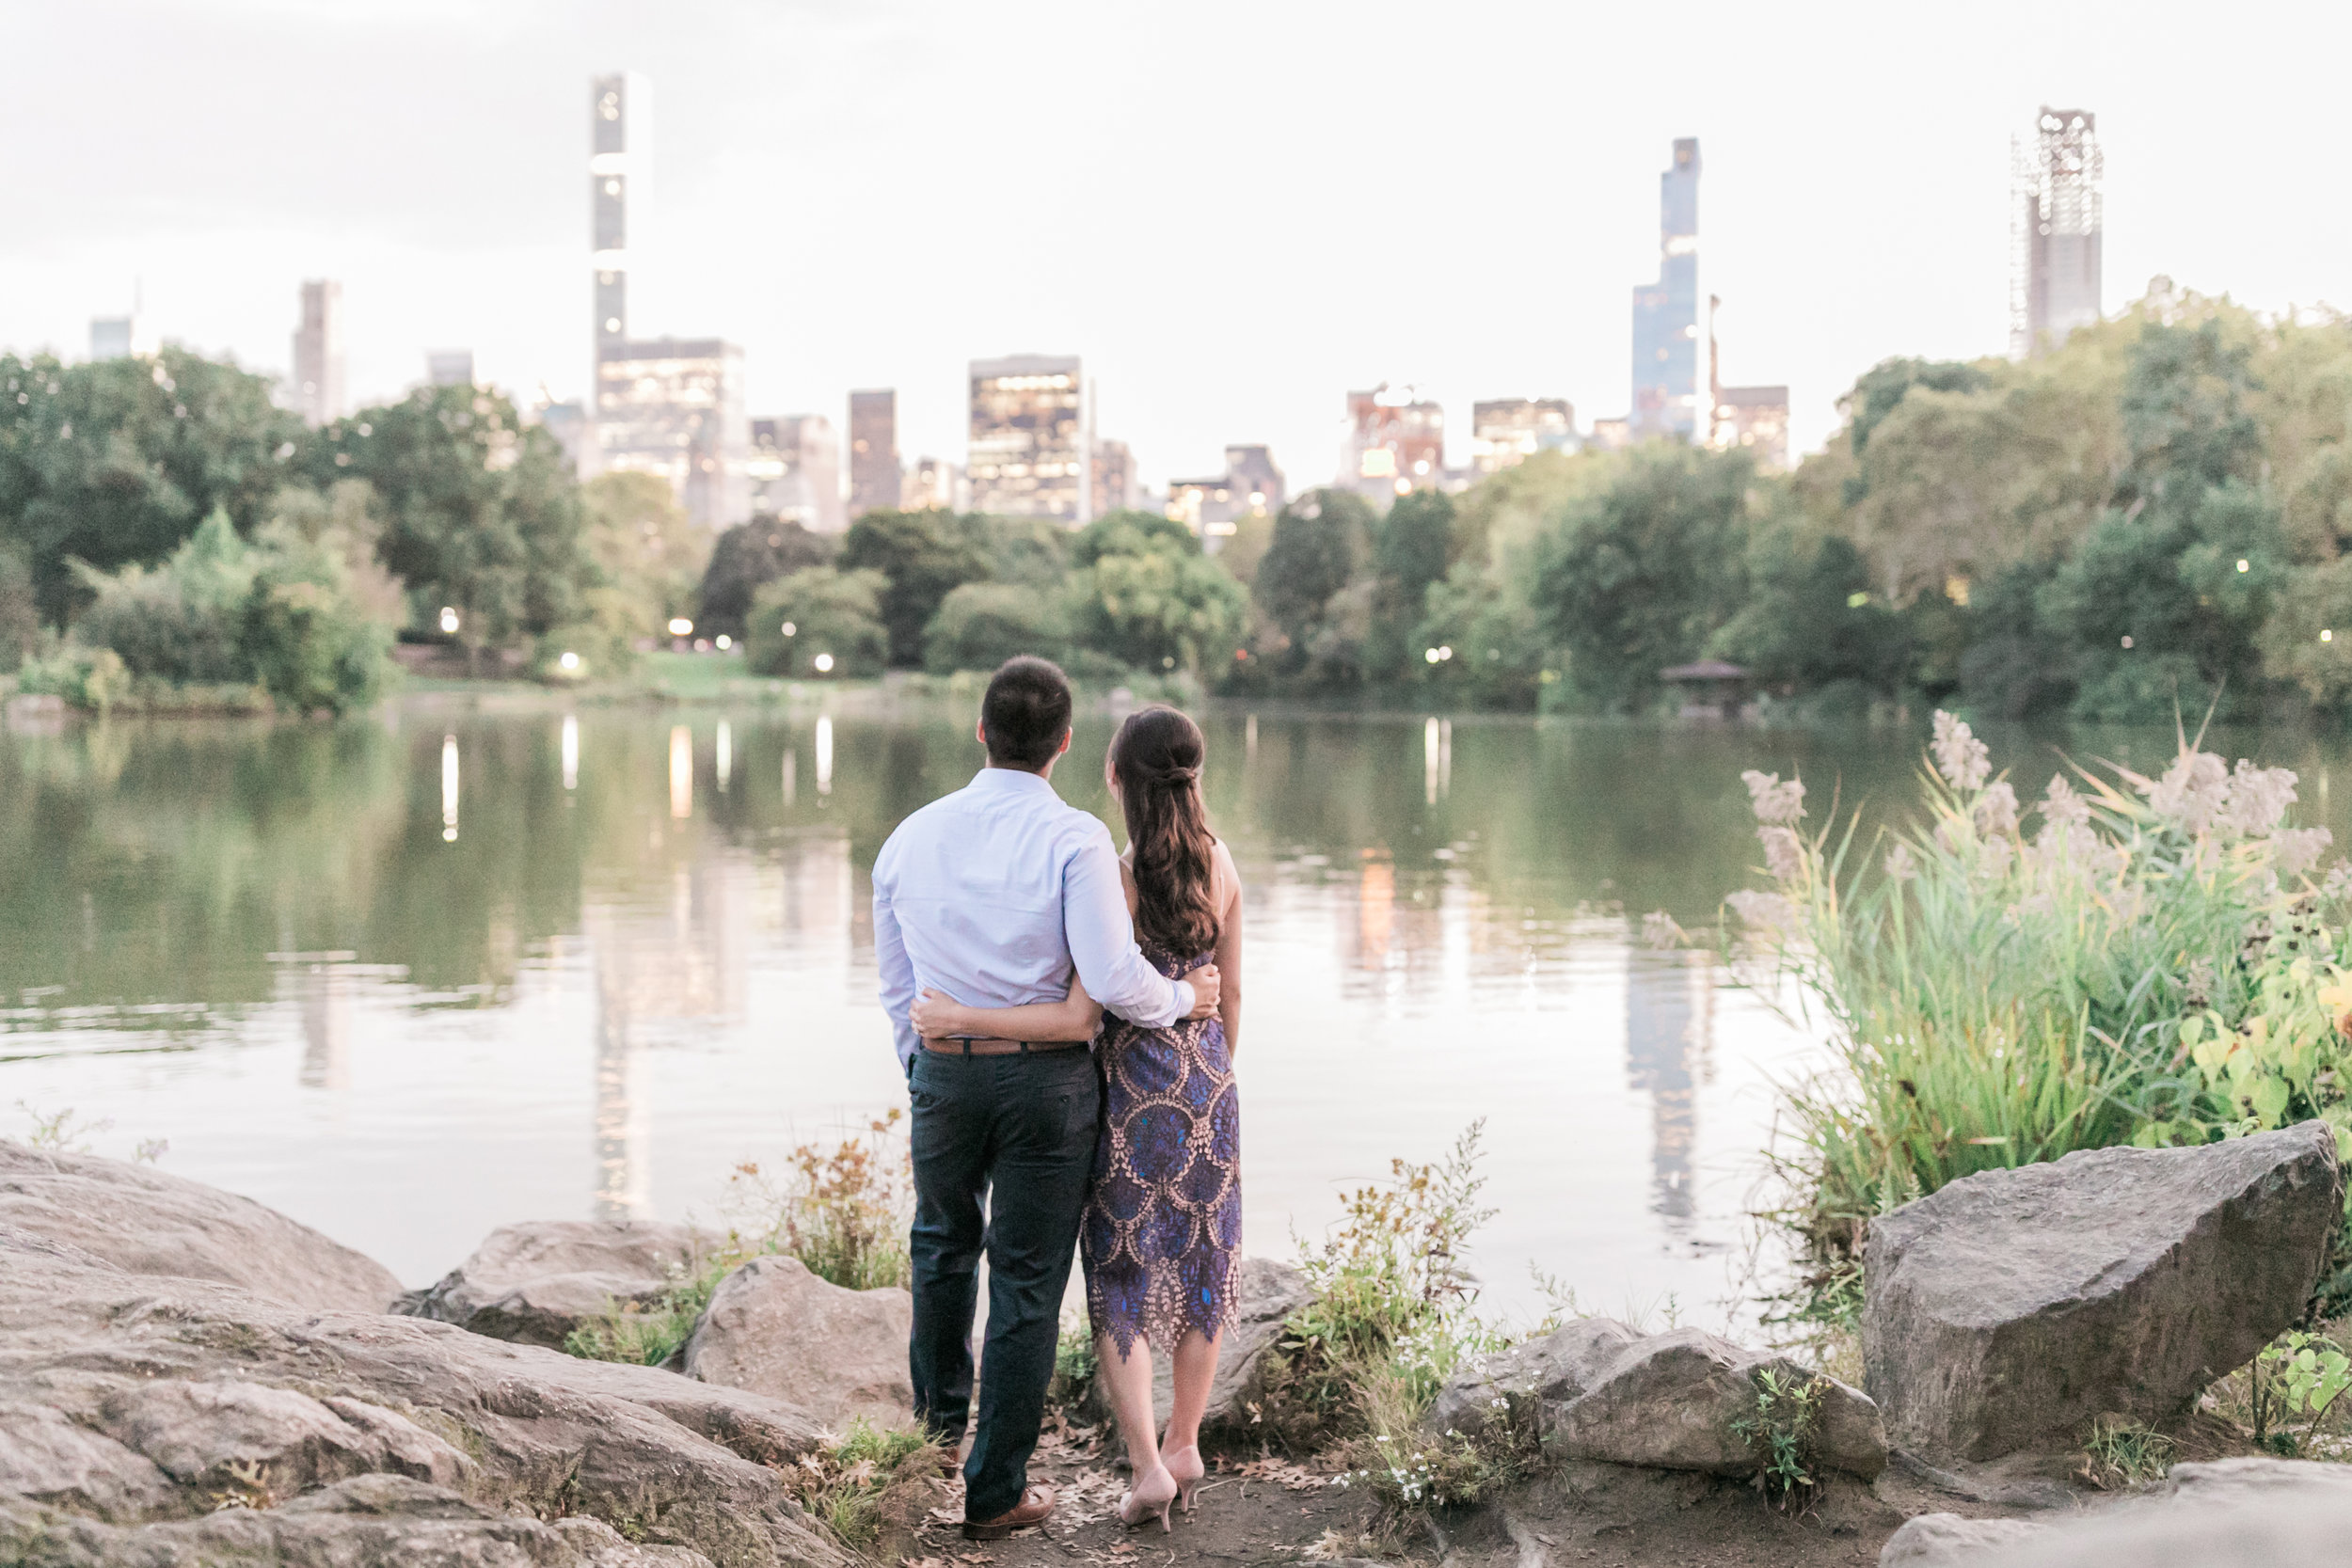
[1119, 1464, 1178, 1533]
[1163, 1444, 1205, 1513]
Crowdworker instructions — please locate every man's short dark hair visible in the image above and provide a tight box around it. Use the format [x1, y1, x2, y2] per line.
[981, 657, 1073, 770]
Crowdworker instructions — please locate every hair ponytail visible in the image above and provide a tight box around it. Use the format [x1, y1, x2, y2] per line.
[1109, 705, 1220, 955]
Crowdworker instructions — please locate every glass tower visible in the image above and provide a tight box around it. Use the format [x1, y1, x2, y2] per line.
[1631, 138, 1701, 441]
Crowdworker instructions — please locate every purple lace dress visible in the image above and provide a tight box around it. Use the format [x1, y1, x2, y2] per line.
[1082, 940, 1241, 1357]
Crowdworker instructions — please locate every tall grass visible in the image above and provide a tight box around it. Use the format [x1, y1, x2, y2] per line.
[1729, 712, 2350, 1282]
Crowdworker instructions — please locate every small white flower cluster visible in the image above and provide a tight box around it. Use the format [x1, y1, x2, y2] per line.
[1931, 710, 1991, 792]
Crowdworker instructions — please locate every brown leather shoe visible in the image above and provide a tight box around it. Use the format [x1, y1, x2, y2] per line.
[963, 1483, 1056, 1539]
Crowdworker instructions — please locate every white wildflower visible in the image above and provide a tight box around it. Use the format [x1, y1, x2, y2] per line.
[2273, 827, 2334, 879]
[2041, 774, 2091, 831]
[1883, 841, 1918, 881]
[1726, 889, 1798, 934]
[1974, 780, 2021, 839]
[1931, 710, 1990, 792]
[2222, 760, 2298, 835]
[2147, 750, 2228, 833]
[1759, 826, 1806, 883]
[1978, 834, 2015, 880]
[1740, 768, 1806, 825]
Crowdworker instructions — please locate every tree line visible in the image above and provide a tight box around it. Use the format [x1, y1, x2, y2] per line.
[7, 281, 2351, 721]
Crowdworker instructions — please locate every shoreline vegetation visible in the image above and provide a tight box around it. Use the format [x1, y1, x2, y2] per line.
[10, 284, 2352, 731]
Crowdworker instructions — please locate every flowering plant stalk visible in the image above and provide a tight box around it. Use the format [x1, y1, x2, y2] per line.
[1729, 711, 2346, 1272]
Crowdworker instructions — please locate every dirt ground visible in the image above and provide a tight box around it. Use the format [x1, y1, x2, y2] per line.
[887, 1414, 2049, 1568]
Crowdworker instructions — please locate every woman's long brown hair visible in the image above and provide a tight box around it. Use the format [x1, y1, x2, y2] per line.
[1109, 705, 1220, 955]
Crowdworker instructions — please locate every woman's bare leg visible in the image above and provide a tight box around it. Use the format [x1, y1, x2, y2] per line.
[1160, 1330, 1219, 1508]
[1096, 1334, 1175, 1526]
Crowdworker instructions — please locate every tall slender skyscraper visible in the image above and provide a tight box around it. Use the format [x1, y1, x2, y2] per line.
[968, 355, 1084, 521]
[291, 280, 344, 427]
[2010, 107, 2103, 358]
[848, 389, 898, 518]
[1630, 138, 1701, 440]
[589, 71, 652, 473]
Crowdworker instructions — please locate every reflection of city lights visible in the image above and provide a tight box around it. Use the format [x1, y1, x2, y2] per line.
[438, 606, 460, 635]
[669, 726, 691, 819]
[813, 653, 835, 673]
[441, 734, 460, 840]
[559, 650, 580, 672]
[561, 715, 579, 791]
[667, 617, 693, 637]
[716, 721, 731, 793]
[816, 715, 834, 797]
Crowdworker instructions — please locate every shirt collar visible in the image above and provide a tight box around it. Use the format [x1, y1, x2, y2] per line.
[968, 766, 1058, 799]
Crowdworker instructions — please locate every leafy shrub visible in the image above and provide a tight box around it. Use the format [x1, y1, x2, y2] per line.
[1729, 1365, 1826, 1504]
[724, 1112, 913, 1291]
[744, 567, 890, 678]
[1728, 711, 2345, 1283]
[921, 581, 1069, 674]
[1047, 1318, 1098, 1411]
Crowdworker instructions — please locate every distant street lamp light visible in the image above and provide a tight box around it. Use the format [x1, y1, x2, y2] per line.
[667, 617, 693, 637]
[715, 634, 731, 651]
[813, 653, 835, 673]
[559, 651, 580, 672]
[438, 606, 460, 635]
[781, 622, 797, 637]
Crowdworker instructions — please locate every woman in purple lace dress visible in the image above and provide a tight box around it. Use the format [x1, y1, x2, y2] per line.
[911, 705, 1243, 1531]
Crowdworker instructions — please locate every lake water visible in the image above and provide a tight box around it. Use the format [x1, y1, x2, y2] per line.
[4, 698, 2344, 1327]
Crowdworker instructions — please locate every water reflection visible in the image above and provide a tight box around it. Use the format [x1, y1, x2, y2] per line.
[8, 707, 2334, 1310]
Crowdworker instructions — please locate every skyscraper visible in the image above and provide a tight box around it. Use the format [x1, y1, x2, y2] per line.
[589, 72, 651, 412]
[1631, 137, 1701, 440]
[749, 415, 845, 532]
[1470, 399, 1576, 474]
[425, 349, 474, 388]
[968, 355, 1084, 521]
[848, 389, 898, 519]
[290, 280, 344, 427]
[2011, 107, 2104, 357]
[1166, 444, 1284, 544]
[1089, 438, 1135, 519]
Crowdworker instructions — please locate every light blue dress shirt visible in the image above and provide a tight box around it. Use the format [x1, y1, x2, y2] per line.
[871, 767, 1194, 1070]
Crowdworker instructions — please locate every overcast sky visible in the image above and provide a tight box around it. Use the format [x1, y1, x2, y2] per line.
[4, 0, 2345, 491]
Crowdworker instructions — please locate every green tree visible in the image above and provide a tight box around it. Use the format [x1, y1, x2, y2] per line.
[1708, 522, 1908, 705]
[836, 509, 993, 667]
[581, 472, 710, 641]
[923, 582, 1070, 674]
[1070, 540, 1247, 675]
[0, 348, 303, 625]
[745, 566, 890, 677]
[305, 385, 593, 665]
[1529, 445, 1753, 712]
[1252, 488, 1373, 678]
[1366, 488, 1455, 679]
[1410, 559, 1548, 709]
[695, 517, 834, 639]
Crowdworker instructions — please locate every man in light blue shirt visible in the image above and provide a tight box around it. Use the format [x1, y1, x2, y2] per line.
[873, 657, 1217, 1538]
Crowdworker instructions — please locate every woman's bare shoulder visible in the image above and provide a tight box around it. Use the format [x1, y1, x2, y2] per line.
[1211, 838, 1243, 902]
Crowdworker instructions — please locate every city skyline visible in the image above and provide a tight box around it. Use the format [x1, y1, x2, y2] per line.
[4, 0, 2345, 494]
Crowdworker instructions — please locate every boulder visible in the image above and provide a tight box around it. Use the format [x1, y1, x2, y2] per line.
[399, 1219, 718, 1349]
[0, 1474, 717, 1567]
[1882, 1460, 2352, 1567]
[0, 1222, 845, 1568]
[1422, 1317, 1643, 1438]
[0, 1140, 403, 1312]
[1549, 1327, 1886, 1481]
[1863, 1121, 2342, 1461]
[1080, 1257, 1313, 1438]
[680, 1256, 913, 1427]
[1877, 1513, 2049, 1565]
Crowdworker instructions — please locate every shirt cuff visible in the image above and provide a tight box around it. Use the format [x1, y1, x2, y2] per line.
[1171, 979, 1195, 1021]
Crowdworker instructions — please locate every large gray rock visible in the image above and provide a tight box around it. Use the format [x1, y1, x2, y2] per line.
[0, 1140, 403, 1312]
[399, 1219, 717, 1349]
[1864, 1121, 2342, 1461]
[1549, 1327, 1886, 1481]
[1423, 1317, 1642, 1439]
[0, 1222, 845, 1568]
[1080, 1257, 1313, 1438]
[681, 1256, 913, 1428]
[1878, 1513, 2049, 1565]
[1883, 1460, 2352, 1567]
[0, 1473, 716, 1567]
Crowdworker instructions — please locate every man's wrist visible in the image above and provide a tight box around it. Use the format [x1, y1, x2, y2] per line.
[1172, 980, 1195, 1019]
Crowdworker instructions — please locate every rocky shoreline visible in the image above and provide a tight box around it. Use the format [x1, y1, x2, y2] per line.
[4, 1124, 2351, 1566]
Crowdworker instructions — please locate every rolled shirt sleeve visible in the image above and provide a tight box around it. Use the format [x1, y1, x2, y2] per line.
[1063, 823, 1190, 1027]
